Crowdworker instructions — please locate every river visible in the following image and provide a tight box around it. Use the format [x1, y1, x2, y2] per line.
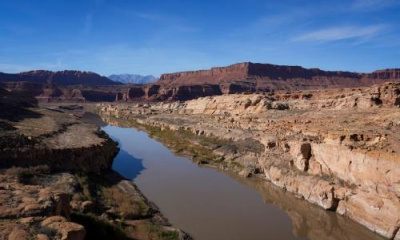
[102, 125, 385, 240]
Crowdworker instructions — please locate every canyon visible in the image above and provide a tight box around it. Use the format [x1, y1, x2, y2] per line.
[99, 80, 400, 239]
[1, 62, 400, 239]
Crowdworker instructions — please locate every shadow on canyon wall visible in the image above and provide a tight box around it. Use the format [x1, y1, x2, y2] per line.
[0, 88, 42, 123]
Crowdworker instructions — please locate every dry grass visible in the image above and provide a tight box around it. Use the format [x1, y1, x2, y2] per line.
[126, 221, 180, 240]
[101, 187, 149, 219]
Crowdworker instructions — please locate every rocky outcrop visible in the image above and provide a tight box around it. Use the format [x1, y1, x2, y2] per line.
[99, 81, 400, 239]
[366, 69, 400, 80]
[116, 84, 223, 102]
[150, 84, 223, 101]
[127, 86, 146, 99]
[41, 216, 86, 240]
[0, 167, 87, 240]
[80, 89, 117, 102]
[0, 132, 118, 173]
[0, 89, 118, 172]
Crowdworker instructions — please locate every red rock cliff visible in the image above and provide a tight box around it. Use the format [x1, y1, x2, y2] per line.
[142, 63, 400, 101]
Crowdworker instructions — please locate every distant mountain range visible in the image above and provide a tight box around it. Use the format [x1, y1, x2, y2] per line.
[108, 74, 157, 84]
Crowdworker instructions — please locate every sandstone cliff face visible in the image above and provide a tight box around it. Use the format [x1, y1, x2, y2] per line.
[366, 69, 400, 80]
[159, 62, 363, 84]
[158, 62, 400, 86]
[119, 62, 400, 102]
[99, 81, 400, 239]
[117, 84, 223, 102]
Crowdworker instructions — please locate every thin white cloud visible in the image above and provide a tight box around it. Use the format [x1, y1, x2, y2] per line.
[351, 0, 399, 10]
[39, 59, 64, 69]
[133, 12, 199, 33]
[84, 14, 93, 35]
[293, 25, 388, 42]
[134, 12, 164, 21]
[0, 59, 66, 73]
[0, 63, 32, 73]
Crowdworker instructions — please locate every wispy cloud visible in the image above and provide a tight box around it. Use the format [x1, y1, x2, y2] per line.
[132, 11, 199, 33]
[351, 0, 399, 10]
[0, 59, 66, 73]
[84, 13, 93, 35]
[293, 25, 388, 42]
[134, 12, 164, 21]
[0, 63, 32, 73]
[40, 59, 64, 69]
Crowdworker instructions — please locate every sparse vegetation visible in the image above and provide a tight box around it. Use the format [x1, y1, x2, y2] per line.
[143, 124, 226, 164]
[6, 165, 50, 184]
[105, 115, 248, 171]
[130, 221, 180, 240]
[102, 187, 149, 219]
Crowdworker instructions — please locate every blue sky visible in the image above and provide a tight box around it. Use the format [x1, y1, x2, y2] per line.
[0, 0, 399, 76]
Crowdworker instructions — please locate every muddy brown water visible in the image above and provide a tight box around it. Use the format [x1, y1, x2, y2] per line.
[102, 125, 385, 240]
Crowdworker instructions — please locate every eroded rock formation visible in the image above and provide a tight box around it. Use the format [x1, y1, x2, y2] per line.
[116, 62, 400, 102]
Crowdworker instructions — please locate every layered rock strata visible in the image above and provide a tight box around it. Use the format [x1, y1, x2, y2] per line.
[117, 63, 400, 101]
[99, 81, 400, 239]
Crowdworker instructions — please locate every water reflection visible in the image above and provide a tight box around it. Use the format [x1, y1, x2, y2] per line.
[112, 148, 145, 180]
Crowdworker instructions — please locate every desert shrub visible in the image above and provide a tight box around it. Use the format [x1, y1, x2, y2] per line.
[136, 222, 180, 240]
[101, 187, 149, 219]
[159, 230, 179, 240]
[37, 226, 58, 238]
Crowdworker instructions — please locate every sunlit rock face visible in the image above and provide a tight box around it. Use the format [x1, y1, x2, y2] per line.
[118, 63, 400, 101]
